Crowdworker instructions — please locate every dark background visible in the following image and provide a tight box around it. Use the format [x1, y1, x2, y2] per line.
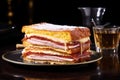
[0, 0, 120, 45]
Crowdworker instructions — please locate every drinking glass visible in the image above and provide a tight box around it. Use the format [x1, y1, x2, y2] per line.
[78, 7, 106, 27]
[93, 26, 120, 54]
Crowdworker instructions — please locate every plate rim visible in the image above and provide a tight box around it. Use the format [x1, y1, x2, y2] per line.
[2, 49, 102, 66]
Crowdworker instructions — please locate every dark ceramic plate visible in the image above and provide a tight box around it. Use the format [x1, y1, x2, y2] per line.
[2, 49, 102, 66]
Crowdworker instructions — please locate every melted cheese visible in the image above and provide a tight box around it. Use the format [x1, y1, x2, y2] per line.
[79, 37, 90, 43]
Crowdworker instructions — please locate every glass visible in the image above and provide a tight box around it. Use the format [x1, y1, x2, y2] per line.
[78, 7, 106, 27]
[93, 26, 120, 53]
[78, 7, 106, 43]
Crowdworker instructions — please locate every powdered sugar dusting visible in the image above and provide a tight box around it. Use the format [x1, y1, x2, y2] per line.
[31, 23, 86, 31]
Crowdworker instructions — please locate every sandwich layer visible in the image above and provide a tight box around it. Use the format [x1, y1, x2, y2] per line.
[22, 46, 91, 64]
[22, 23, 90, 43]
[22, 34, 91, 54]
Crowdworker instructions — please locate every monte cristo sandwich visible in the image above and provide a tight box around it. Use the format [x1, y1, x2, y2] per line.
[21, 22, 92, 64]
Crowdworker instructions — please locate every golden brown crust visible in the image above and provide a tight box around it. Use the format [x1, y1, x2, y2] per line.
[71, 28, 90, 40]
[22, 40, 90, 54]
[22, 41, 72, 54]
[22, 23, 90, 42]
[22, 46, 71, 57]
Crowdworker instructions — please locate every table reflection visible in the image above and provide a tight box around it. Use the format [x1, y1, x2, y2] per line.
[98, 52, 120, 73]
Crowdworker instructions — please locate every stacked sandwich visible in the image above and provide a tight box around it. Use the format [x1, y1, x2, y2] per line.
[21, 22, 92, 64]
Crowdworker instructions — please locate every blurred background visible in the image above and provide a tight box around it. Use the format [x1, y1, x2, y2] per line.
[0, 0, 119, 46]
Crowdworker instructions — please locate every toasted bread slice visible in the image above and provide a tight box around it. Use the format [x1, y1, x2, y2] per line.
[22, 22, 90, 43]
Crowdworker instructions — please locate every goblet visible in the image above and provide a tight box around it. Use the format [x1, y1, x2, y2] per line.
[78, 7, 106, 27]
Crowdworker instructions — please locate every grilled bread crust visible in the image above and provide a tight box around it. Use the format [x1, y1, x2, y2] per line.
[22, 23, 90, 42]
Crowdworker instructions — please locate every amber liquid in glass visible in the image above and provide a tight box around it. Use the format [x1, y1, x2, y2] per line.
[94, 32, 119, 49]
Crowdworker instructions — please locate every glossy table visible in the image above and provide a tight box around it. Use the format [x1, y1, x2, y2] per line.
[0, 44, 120, 80]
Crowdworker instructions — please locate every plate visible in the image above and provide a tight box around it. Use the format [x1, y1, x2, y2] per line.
[2, 49, 102, 66]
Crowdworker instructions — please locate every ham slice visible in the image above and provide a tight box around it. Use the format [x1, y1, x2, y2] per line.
[23, 50, 91, 63]
[23, 35, 91, 54]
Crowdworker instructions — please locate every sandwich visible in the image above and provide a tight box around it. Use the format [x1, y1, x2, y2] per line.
[21, 22, 92, 64]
